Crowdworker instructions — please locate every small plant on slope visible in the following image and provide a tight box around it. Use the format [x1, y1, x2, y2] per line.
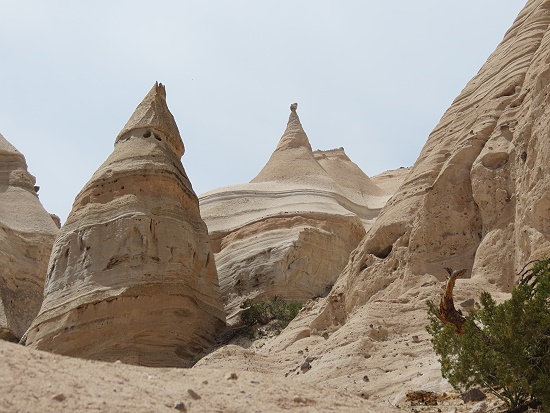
[240, 297, 303, 336]
[426, 259, 550, 411]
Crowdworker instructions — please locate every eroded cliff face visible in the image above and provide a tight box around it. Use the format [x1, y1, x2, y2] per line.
[200, 104, 392, 322]
[198, 0, 550, 403]
[26, 83, 225, 366]
[336, 0, 550, 311]
[0, 134, 59, 341]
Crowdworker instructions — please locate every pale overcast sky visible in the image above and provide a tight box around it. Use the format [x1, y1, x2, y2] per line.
[1, 1, 527, 223]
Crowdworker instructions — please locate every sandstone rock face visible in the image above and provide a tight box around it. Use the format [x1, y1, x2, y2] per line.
[370, 167, 411, 194]
[26, 83, 225, 366]
[336, 0, 550, 310]
[198, 1, 550, 404]
[0, 134, 59, 342]
[200, 104, 391, 321]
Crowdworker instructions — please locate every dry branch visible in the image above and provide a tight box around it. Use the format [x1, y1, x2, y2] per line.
[438, 268, 467, 335]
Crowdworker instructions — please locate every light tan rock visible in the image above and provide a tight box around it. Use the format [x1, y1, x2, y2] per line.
[200, 104, 389, 322]
[313, 147, 388, 203]
[0, 133, 59, 341]
[199, 0, 550, 405]
[370, 167, 411, 194]
[26, 83, 225, 366]
[331, 0, 550, 311]
[0, 339, 398, 413]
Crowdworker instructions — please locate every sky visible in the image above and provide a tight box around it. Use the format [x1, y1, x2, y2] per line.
[1, 1, 527, 224]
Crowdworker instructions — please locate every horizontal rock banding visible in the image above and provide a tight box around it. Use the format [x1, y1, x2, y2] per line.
[26, 83, 225, 366]
[200, 103, 393, 322]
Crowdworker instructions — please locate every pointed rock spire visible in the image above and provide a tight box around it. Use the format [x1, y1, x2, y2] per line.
[26, 84, 225, 366]
[0, 132, 24, 157]
[116, 82, 184, 157]
[274, 102, 312, 151]
[251, 102, 332, 185]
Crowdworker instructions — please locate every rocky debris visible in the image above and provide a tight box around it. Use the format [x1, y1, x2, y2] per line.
[469, 401, 488, 413]
[52, 393, 66, 402]
[368, 325, 389, 341]
[0, 133, 59, 341]
[459, 298, 476, 309]
[25, 83, 225, 366]
[461, 388, 486, 403]
[187, 389, 201, 400]
[173, 401, 187, 411]
[200, 103, 392, 323]
[300, 360, 311, 373]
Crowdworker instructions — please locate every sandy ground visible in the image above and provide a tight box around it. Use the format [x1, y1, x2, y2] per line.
[0, 339, 399, 413]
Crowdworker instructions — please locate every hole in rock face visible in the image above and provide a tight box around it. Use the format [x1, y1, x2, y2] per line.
[143, 131, 151, 138]
[521, 151, 527, 162]
[373, 245, 392, 259]
[154, 133, 161, 141]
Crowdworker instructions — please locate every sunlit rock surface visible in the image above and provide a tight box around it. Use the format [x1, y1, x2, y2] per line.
[200, 103, 391, 322]
[198, 1, 550, 404]
[0, 133, 58, 341]
[26, 83, 225, 366]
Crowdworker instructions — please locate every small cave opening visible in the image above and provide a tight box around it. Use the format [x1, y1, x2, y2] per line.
[373, 245, 393, 260]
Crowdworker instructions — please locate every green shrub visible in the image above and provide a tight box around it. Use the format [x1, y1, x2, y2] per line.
[426, 259, 550, 411]
[240, 297, 302, 328]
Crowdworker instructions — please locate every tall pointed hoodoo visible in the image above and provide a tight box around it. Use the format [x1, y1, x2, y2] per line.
[26, 83, 225, 366]
[200, 102, 392, 322]
[251, 102, 335, 188]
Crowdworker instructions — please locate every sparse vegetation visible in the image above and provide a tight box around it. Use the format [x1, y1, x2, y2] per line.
[426, 259, 550, 412]
[240, 297, 303, 337]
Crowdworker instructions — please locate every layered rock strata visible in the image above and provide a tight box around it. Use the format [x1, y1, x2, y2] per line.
[0, 134, 59, 341]
[200, 103, 391, 321]
[334, 0, 550, 309]
[198, 0, 550, 404]
[26, 83, 225, 366]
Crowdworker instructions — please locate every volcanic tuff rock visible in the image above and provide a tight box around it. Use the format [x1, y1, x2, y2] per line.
[0, 134, 59, 341]
[200, 103, 392, 322]
[198, 0, 550, 404]
[26, 83, 225, 366]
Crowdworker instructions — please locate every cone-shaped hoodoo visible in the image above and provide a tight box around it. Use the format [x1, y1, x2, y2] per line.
[251, 103, 333, 187]
[26, 83, 225, 366]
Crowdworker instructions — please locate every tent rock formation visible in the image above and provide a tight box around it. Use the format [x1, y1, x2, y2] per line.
[199, 103, 394, 322]
[26, 83, 225, 367]
[197, 1, 550, 404]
